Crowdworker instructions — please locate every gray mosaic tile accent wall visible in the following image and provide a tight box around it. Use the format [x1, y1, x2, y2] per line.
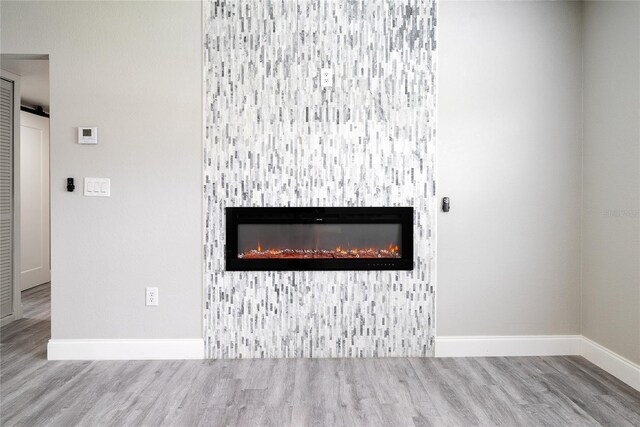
[204, 0, 437, 359]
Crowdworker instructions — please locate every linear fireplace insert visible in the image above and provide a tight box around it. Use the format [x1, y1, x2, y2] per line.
[225, 207, 413, 271]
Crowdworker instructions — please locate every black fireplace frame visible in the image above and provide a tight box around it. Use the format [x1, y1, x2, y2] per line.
[225, 207, 414, 271]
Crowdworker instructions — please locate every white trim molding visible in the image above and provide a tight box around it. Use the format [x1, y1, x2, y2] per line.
[435, 335, 639, 391]
[47, 339, 204, 361]
[435, 335, 582, 358]
[581, 336, 640, 391]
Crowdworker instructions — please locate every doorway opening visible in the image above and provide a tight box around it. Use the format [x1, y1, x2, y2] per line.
[0, 54, 51, 346]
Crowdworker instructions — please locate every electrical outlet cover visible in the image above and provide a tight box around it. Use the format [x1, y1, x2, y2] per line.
[320, 68, 333, 88]
[145, 287, 158, 306]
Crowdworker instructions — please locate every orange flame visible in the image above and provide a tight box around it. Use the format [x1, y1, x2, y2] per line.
[252, 242, 398, 256]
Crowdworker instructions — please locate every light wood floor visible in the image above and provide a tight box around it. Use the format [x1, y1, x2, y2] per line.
[1, 284, 639, 426]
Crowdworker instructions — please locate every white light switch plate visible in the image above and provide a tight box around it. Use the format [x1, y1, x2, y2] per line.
[84, 178, 110, 197]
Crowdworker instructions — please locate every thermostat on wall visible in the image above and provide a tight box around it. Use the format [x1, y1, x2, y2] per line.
[78, 127, 98, 145]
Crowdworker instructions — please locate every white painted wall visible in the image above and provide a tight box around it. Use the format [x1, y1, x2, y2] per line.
[582, 1, 640, 365]
[437, 1, 583, 336]
[0, 1, 202, 340]
[3, 0, 635, 366]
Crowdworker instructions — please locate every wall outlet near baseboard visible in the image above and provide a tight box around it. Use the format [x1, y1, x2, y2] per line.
[145, 287, 158, 306]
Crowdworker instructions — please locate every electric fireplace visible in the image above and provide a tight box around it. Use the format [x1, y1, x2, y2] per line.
[225, 207, 413, 271]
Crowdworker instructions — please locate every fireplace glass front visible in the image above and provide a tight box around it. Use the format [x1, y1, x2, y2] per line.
[225, 207, 413, 271]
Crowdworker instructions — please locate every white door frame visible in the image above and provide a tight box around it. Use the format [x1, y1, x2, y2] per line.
[0, 69, 23, 326]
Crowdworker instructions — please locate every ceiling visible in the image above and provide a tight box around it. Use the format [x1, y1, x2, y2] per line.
[1, 56, 50, 112]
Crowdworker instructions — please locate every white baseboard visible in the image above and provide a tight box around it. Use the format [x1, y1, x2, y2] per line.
[435, 334, 639, 391]
[580, 336, 640, 391]
[45, 335, 638, 391]
[435, 335, 582, 358]
[47, 338, 204, 360]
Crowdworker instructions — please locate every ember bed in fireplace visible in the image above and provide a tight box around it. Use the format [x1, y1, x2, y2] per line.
[225, 207, 413, 271]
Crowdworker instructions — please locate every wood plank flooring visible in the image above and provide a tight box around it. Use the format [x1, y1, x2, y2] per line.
[1, 284, 639, 426]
